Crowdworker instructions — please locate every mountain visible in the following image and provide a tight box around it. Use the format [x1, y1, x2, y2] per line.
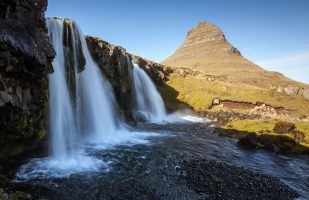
[162, 22, 307, 89]
[159, 22, 309, 116]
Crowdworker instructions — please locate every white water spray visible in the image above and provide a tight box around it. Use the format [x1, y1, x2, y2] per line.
[132, 63, 167, 122]
[47, 18, 78, 160]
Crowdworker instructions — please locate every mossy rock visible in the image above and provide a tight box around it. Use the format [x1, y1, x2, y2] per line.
[0, 189, 5, 200]
[8, 191, 31, 200]
[273, 121, 295, 134]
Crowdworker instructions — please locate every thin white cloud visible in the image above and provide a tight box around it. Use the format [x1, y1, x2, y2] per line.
[256, 51, 309, 69]
[243, 44, 269, 52]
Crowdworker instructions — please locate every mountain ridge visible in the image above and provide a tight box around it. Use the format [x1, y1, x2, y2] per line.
[162, 21, 308, 88]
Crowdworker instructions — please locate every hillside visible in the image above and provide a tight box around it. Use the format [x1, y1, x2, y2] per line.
[162, 22, 307, 89]
[160, 22, 309, 117]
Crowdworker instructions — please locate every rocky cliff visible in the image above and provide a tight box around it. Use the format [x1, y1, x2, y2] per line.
[85, 36, 172, 121]
[0, 0, 55, 158]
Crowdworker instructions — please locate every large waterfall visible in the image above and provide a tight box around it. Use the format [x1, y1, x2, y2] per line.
[16, 18, 157, 178]
[16, 18, 205, 179]
[47, 19, 79, 160]
[47, 18, 119, 160]
[132, 63, 167, 122]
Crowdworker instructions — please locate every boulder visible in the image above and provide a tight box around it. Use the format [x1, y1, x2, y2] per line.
[276, 86, 284, 93]
[273, 121, 295, 134]
[291, 130, 305, 143]
[303, 88, 309, 100]
[237, 133, 257, 149]
[263, 142, 279, 153]
[212, 98, 220, 105]
[283, 85, 299, 96]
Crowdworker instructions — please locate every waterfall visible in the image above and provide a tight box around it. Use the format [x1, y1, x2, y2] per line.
[132, 63, 167, 122]
[47, 18, 119, 159]
[16, 18, 205, 179]
[47, 18, 78, 160]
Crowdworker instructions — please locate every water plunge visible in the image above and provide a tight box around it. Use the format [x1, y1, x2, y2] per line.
[15, 18, 154, 177]
[131, 62, 206, 123]
[47, 18, 79, 161]
[132, 62, 167, 122]
[16, 18, 204, 179]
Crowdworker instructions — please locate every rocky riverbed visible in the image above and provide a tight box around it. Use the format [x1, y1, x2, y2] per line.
[1, 122, 307, 200]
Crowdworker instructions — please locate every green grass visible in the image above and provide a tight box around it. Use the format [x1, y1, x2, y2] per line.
[159, 73, 309, 116]
[224, 119, 275, 133]
[222, 119, 309, 151]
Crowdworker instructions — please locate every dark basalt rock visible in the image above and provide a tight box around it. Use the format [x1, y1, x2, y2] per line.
[237, 132, 258, 149]
[180, 158, 299, 200]
[0, 0, 55, 159]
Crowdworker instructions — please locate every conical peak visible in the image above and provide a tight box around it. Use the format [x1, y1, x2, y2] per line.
[182, 21, 226, 48]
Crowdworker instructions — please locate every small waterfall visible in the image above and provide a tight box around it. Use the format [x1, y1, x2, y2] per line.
[78, 29, 118, 142]
[132, 63, 167, 122]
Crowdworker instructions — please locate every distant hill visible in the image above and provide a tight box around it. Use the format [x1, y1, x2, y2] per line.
[162, 22, 307, 89]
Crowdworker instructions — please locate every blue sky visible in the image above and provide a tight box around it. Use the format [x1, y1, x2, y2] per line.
[46, 0, 309, 84]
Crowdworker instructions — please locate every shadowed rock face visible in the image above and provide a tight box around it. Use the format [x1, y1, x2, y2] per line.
[0, 0, 55, 158]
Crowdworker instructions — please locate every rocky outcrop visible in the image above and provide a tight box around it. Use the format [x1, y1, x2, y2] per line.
[85, 36, 173, 122]
[0, 0, 55, 158]
[85, 36, 135, 122]
[283, 85, 300, 96]
[303, 88, 309, 100]
[276, 85, 309, 100]
[273, 121, 295, 134]
[132, 56, 172, 85]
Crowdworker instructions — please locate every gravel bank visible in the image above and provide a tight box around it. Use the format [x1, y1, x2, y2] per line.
[179, 158, 299, 200]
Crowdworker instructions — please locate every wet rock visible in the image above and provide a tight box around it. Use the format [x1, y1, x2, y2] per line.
[180, 158, 299, 200]
[8, 191, 31, 200]
[237, 133, 258, 149]
[105, 179, 159, 200]
[0, 0, 55, 158]
[263, 142, 279, 153]
[85, 36, 135, 122]
[85, 35, 172, 122]
[273, 121, 295, 134]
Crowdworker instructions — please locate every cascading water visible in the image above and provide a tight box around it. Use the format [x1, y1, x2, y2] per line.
[48, 17, 122, 150]
[132, 63, 167, 122]
[47, 18, 78, 160]
[132, 62, 208, 123]
[16, 18, 157, 178]
[15, 17, 206, 180]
